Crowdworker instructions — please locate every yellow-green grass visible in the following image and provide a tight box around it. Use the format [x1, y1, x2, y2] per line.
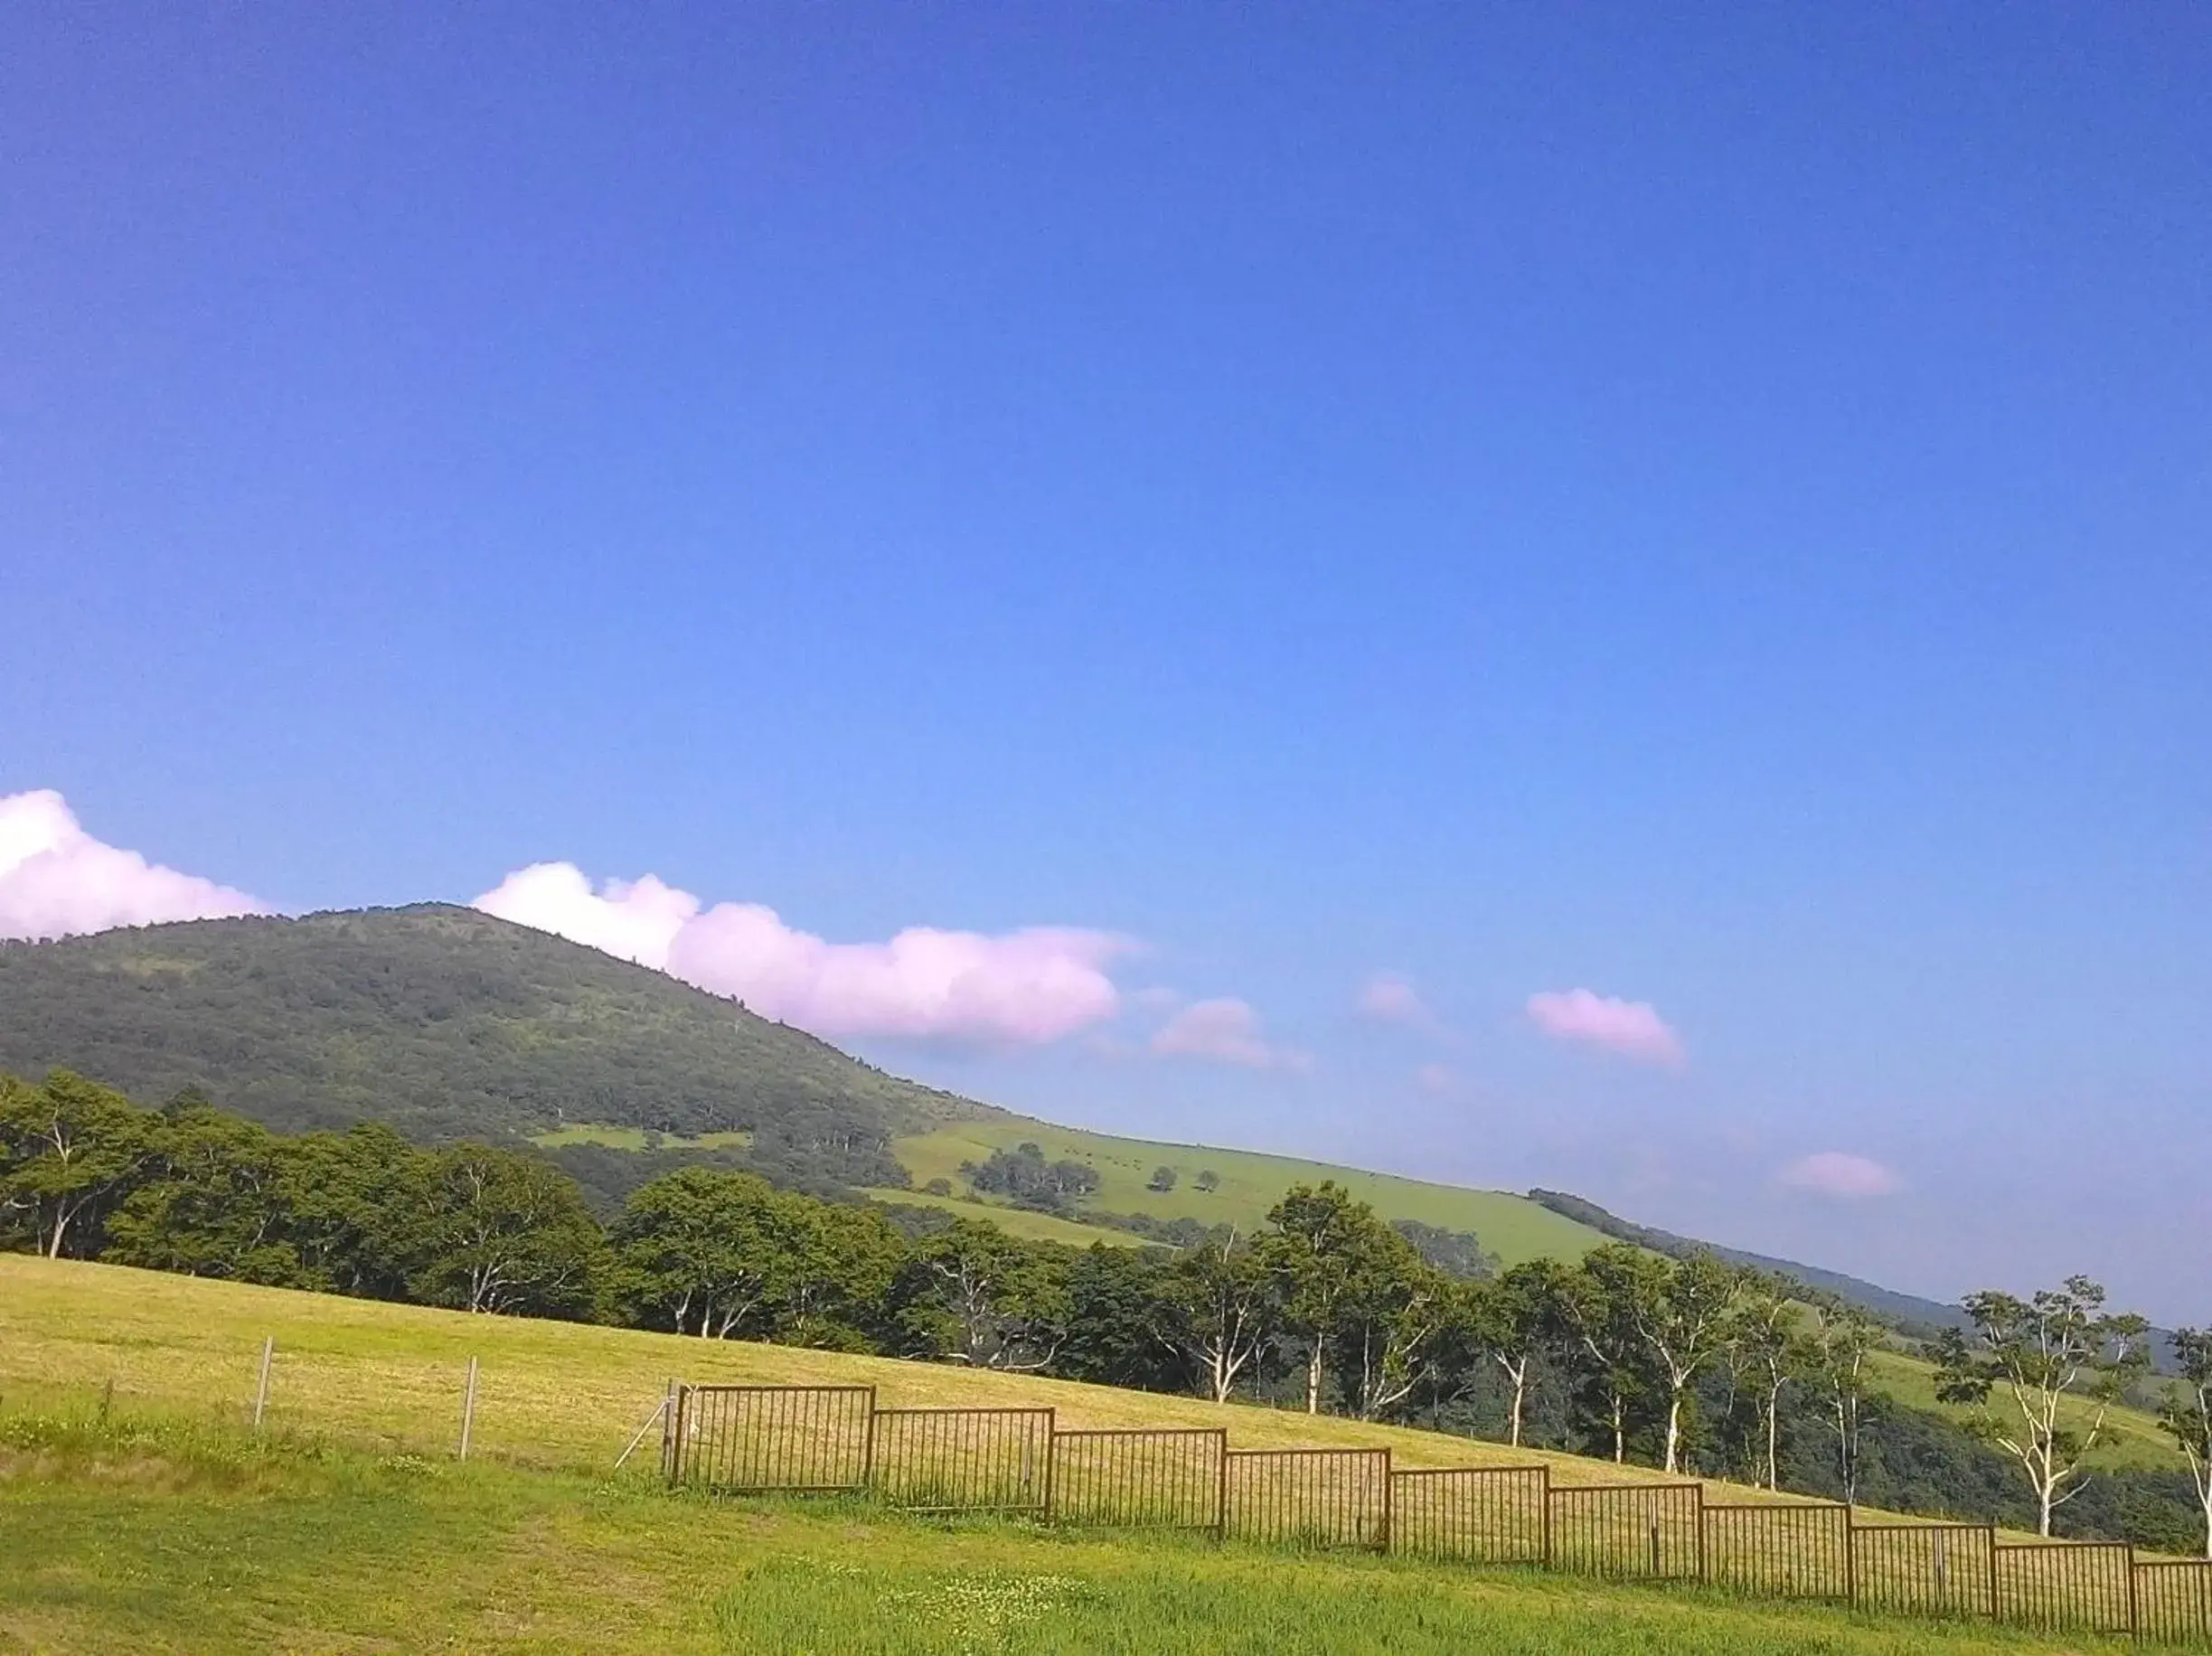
[0, 1254, 2038, 1525]
[890, 1119, 1611, 1266]
[530, 1124, 754, 1151]
[864, 1187, 1146, 1247]
[0, 1426, 2141, 1656]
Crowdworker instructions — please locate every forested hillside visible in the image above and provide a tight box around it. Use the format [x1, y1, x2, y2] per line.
[0, 907, 993, 1174]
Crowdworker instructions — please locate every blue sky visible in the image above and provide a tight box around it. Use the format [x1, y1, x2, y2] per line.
[3, 5, 2207, 1318]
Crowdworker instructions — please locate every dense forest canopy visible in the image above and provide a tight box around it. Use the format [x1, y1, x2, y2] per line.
[0, 905, 997, 1148]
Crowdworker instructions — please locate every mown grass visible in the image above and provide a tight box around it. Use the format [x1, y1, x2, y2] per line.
[0, 1408, 2143, 1655]
[887, 1119, 1613, 1266]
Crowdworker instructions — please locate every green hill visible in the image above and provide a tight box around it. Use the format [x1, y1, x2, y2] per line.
[0, 906, 995, 1175]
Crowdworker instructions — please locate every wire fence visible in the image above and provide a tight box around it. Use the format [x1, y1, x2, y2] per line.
[661, 1384, 2212, 1646]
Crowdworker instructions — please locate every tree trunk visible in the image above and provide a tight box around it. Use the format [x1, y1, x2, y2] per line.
[1765, 1393, 1780, 1491]
[1508, 1363, 1527, 1449]
[1305, 1340, 1323, 1416]
[1663, 1391, 1682, 1474]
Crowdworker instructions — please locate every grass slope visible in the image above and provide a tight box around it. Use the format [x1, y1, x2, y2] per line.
[0, 1256, 2151, 1653]
[890, 1118, 1611, 1266]
[0, 905, 994, 1142]
[2, 1438, 2132, 1656]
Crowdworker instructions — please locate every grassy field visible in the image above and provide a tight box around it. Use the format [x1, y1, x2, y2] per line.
[864, 1186, 1147, 1247]
[1, 1416, 2148, 1655]
[889, 1118, 1612, 1266]
[4, 1255, 2193, 1653]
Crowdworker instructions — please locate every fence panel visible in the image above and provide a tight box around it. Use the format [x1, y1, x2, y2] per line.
[1546, 1482, 1703, 1579]
[1224, 1449, 1391, 1551]
[869, 1407, 1055, 1512]
[1701, 1502, 1850, 1600]
[1046, 1429, 1227, 1531]
[1992, 1541, 2134, 1636]
[1850, 1523, 1996, 1620]
[668, 1384, 874, 1491]
[2135, 1560, 2212, 1646]
[1390, 1467, 1548, 1565]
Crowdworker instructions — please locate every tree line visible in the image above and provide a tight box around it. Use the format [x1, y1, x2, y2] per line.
[5, 1068, 2206, 1555]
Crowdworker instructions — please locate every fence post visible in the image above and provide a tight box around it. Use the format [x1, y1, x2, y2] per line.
[251, 1336, 274, 1431]
[1693, 1484, 1708, 1582]
[668, 1385, 690, 1485]
[1378, 1450, 1393, 1555]
[457, 1356, 478, 1462]
[1982, 1527, 1998, 1622]
[658, 1378, 676, 1477]
[1539, 1464, 1553, 1569]
[1214, 1429, 1229, 1540]
[1843, 1506, 1858, 1605]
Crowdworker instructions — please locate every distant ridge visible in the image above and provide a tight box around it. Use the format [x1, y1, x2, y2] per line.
[1528, 1189, 1971, 1337]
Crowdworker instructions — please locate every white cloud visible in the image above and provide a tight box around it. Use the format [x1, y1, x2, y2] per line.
[473, 860, 1128, 1046]
[1356, 972, 1437, 1030]
[1776, 1151, 1903, 1200]
[1150, 996, 1310, 1072]
[1526, 987, 1685, 1067]
[0, 790, 268, 941]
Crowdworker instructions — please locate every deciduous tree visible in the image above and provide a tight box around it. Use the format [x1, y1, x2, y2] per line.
[2159, 1328, 2212, 1559]
[1934, 1275, 2150, 1536]
[0, 1071, 149, 1258]
[1469, 1259, 1569, 1449]
[612, 1166, 784, 1337]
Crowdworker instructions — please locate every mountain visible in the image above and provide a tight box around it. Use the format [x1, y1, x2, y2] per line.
[0, 905, 994, 1184]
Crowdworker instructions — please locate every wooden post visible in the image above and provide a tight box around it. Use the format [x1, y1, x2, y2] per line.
[252, 1336, 274, 1431]
[1843, 1506, 1858, 1605]
[458, 1357, 479, 1462]
[1378, 1449, 1393, 1555]
[1693, 1485, 1708, 1582]
[658, 1378, 676, 1478]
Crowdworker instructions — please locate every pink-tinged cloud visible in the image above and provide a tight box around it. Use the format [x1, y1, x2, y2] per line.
[1526, 987, 1685, 1067]
[0, 790, 268, 941]
[1415, 1062, 1459, 1097]
[473, 861, 1127, 1046]
[1150, 997, 1310, 1072]
[1357, 972, 1435, 1029]
[1776, 1152, 1903, 1200]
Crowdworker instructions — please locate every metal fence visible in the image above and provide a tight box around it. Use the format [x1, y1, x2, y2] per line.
[1547, 1481, 1703, 1579]
[1701, 1501, 1851, 1600]
[667, 1383, 874, 1491]
[1223, 1448, 1392, 1551]
[869, 1407, 1055, 1513]
[2136, 1560, 2212, 1645]
[1389, 1466, 1548, 1565]
[1849, 1521, 1997, 1620]
[1046, 1428, 1227, 1531]
[659, 1384, 2212, 1646]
